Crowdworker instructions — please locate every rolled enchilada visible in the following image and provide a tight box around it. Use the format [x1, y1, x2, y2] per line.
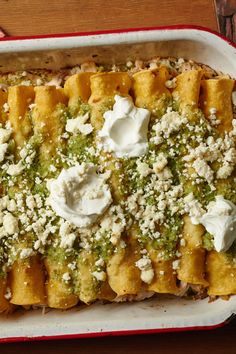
[6, 85, 46, 306]
[199, 77, 236, 295]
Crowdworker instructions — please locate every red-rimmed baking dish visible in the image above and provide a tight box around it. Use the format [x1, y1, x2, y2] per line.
[0, 25, 236, 342]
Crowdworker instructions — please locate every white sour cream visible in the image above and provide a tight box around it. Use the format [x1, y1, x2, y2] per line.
[98, 95, 150, 158]
[193, 195, 236, 252]
[47, 163, 112, 228]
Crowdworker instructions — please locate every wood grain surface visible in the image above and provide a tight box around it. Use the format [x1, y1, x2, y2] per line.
[0, 1, 235, 353]
[0, 0, 218, 36]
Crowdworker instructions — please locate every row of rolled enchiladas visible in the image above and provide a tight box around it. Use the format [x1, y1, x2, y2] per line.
[0, 57, 236, 314]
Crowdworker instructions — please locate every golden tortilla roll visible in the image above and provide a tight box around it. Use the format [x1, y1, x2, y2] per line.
[33, 86, 79, 309]
[172, 69, 203, 111]
[33, 86, 68, 162]
[206, 251, 236, 296]
[132, 67, 171, 115]
[173, 71, 207, 288]
[132, 67, 177, 294]
[107, 236, 142, 297]
[98, 281, 116, 301]
[86, 72, 143, 300]
[0, 89, 7, 123]
[203, 77, 236, 295]
[200, 77, 234, 133]
[44, 257, 78, 309]
[75, 250, 115, 303]
[64, 72, 94, 112]
[8, 86, 35, 149]
[148, 249, 178, 294]
[7, 87, 47, 307]
[89, 72, 131, 130]
[99, 159, 141, 298]
[10, 256, 46, 305]
[0, 277, 14, 313]
[177, 216, 208, 286]
[7, 84, 46, 306]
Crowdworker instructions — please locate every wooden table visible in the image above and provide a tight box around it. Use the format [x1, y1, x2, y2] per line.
[0, 1, 235, 353]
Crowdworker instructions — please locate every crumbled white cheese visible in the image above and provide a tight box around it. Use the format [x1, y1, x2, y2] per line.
[68, 262, 77, 271]
[184, 193, 205, 224]
[141, 268, 154, 284]
[100, 205, 126, 245]
[45, 76, 62, 88]
[3, 103, 9, 113]
[172, 260, 180, 270]
[92, 270, 106, 281]
[152, 108, 188, 145]
[0, 143, 8, 162]
[149, 62, 158, 70]
[0, 128, 11, 144]
[208, 108, 220, 126]
[35, 177, 41, 184]
[20, 248, 33, 259]
[178, 58, 185, 65]
[135, 257, 154, 284]
[3, 213, 18, 235]
[60, 232, 76, 249]
[126, 60, 133, 68]
[62, 272, 71, 282]
[224, 147, 236, 163]
[153, 153, 168, 173]
[29, 103, 36, 110]
[155, 167, 172, 180]
[7, 199, 17, 213]
[217, 163, 234, 179]
[80, 61, 97, 72]
[165, 78, 177, 89]
[209, 107, 217, 115]
[20, 80, 31, 86]
[49, 164, 57, 172]
[192, 158, 214, 183]
[4, 287, 11, 300]
[58, 220, 70, 236]
[7, 161, 24, 176]
[0, 196, 9, 211]
[136, 161, 151, 177]
[95, 258, 105, 267]
[66, 113, 93, 136]
[36, 78, 43, 86]
[26, 195, 36, 209]
[135, 257, 151, 270]
[0, 226, 6, 239]
[34, 240, 41, 250]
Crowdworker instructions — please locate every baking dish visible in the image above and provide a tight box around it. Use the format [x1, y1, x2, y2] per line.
[0, 25, 236, 342]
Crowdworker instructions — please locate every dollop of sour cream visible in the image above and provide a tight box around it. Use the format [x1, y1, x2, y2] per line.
[47, 163, 112, 228]
[193, 196, 236, 252]
[98, 95, 150, 158]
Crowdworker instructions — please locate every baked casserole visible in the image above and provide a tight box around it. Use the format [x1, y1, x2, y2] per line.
[0, 57, 236, 312]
